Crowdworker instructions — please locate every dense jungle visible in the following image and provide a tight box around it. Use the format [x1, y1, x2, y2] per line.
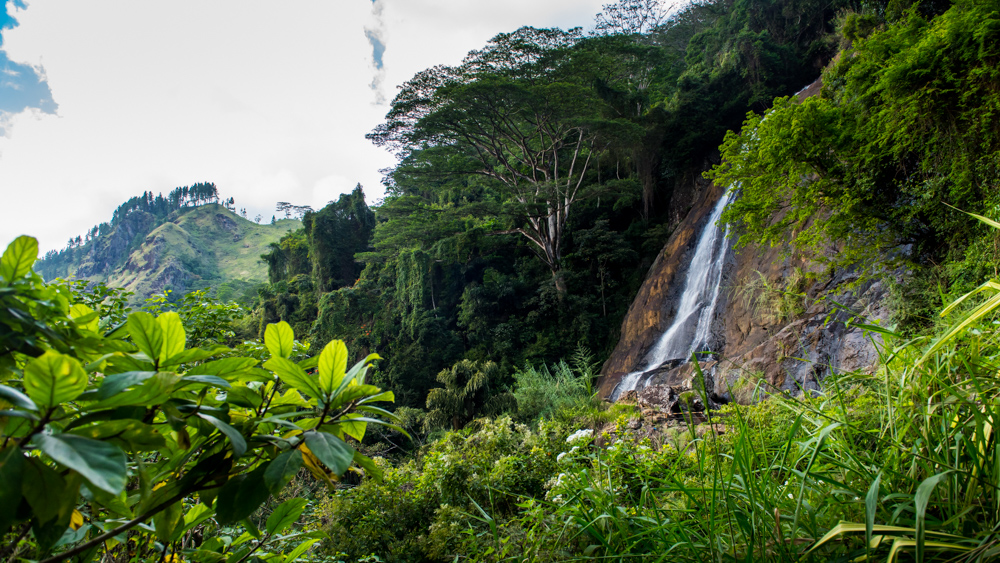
[5, 0, 1000, 560]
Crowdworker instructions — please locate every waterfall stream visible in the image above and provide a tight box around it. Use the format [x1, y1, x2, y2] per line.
[611, 190, 733, 400]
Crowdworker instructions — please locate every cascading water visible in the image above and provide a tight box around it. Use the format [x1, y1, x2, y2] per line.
[611, 190, 733, 400]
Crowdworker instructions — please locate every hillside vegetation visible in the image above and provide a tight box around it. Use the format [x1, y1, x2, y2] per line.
[5, 0, 1000, 561]
[37, 184, 300, 304]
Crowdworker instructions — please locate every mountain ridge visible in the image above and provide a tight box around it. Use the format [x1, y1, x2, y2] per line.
[38, 202, 300, 304]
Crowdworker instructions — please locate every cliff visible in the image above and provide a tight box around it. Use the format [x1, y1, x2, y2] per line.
[598, 80, 889, 403]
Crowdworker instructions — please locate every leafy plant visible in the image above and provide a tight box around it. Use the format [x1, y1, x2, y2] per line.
[0, 235, 401, 562]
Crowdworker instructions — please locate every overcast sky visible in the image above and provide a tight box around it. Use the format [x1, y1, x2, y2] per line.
[0, 0, 607, 253]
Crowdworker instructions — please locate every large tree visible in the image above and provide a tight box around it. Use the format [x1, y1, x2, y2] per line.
[369, 27, 640, 294]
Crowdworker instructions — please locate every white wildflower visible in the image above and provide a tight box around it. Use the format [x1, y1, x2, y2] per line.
[566, 428, 593, 444]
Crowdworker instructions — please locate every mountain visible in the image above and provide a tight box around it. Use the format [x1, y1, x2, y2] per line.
[38, 202, 300, 304]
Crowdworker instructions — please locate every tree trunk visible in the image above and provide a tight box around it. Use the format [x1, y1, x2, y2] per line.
[552, 269, 567, 297]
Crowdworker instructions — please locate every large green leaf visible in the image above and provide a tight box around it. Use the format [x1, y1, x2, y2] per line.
[282, 539, 320, 563]
[264, 449, 303, 494]
[160, 345, 229, 367]
[157, 312, 186, 364]
[0, 447, 24, 536]
[23, 352, 89, 408]
[264, 321, 295, 359]
[317, 340, 348, 394]
[68, 419, 166, 451]
[215, 466, 270, 525]
[70, 303, 100, 333]
[34, 433, 127, 495]
[304, 431, 354, 476]
[264, 356, 322, 399]
[0, 383, 38, 411]
[187, 357, 261, 381]
[128, 312, 164, 363]
[97, 371, 156, 399]
[0, 235, 38, 284]
[265, 498, 308, 535]
[91, 371, 179, 409]
[154, 500, 183, 543]
[198, 413, 247, 458]
[22, 458, 76, 524]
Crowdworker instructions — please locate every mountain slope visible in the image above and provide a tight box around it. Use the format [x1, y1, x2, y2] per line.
[39, 204, 300, 303]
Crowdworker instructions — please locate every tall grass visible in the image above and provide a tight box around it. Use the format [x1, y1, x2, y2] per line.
[499, 283, 1000, 562]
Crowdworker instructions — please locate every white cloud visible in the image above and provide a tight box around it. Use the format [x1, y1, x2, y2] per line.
[0, 0, 606, 253]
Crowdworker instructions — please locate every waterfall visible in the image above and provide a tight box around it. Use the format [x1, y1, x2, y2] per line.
[611, 190, 733, 400]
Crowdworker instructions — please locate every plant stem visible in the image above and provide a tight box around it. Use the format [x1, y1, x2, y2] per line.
[38, 490, 189, 563]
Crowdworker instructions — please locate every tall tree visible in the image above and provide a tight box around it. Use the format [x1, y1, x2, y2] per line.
[370, 27, 641, 294]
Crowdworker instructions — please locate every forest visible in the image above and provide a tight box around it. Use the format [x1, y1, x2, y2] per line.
[4, 0, 1000, 560]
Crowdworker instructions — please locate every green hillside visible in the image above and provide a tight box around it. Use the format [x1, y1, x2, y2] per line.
[107, 205, 300, 301]
[38, 202, 299, 304]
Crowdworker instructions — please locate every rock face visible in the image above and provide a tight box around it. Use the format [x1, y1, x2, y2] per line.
[598, 77, 890, 404]
[600, 183, 729, 387]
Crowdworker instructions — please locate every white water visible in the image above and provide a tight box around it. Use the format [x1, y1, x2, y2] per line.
[611, 190, 733, 400]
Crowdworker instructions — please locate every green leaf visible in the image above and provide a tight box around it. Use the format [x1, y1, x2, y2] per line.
[97, 371, 156, 399]
[153, 500, 183, 542]
[215, 466, 270, 525]
[23, 352, 89, 408]
[68, 420, 166, 451]
[337, 413, 367, 441]
[161, 345, 229, 366]
[358, 390, 395, 405]
[128, 312, 164, 364]
[916, 472, 951, 563]
[345, 353, 381, 386]
[90, 371, 179, 409]
[264, 321, 295, 359]
[317, 340, 348, 394]
[225, 385, 263, 409]
[70, 303, 100, 332]
[264, 449, 303, 494]
[22, 458, 76, 524]
[181, 375, 232, 390]
[265, 498, 308, 535]
[157, 312, 186, 364]
[304, 431, 354, 476]
[180, 503, 215, 535]
[352, 451, 383, 482]
[0, 235, 38, 284]
[0, 383, 38, 411]
[282, 538, 320, 563]
[198, 413, 247, 458]
[268, 389, 310, 408]
[0, 447, 25, 536]
[866, 473, 882, 550]
[264, 356, 322, 399]
[187, 357, 261, 381]
[34, 433, 127, 495]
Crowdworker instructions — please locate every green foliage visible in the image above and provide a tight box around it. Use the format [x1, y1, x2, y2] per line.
[711, 0, 1000, 299]
[511, 361, 591, 422]
[0, 236, 399, 562]
[425, 360, 515, 430]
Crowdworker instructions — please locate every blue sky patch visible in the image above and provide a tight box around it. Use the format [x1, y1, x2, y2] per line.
[365, 29, 384, 70]
[0, 0, 57, 124]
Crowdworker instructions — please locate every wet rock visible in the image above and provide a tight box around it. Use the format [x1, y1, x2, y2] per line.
[598, 73, 892, 403]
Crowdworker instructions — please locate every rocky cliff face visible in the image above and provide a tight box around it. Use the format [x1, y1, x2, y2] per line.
[598, 80, 890, 404]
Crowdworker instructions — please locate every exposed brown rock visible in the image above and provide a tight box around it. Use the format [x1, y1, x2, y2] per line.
[599, 183, 728, 396]
[598, 72, 891, 403]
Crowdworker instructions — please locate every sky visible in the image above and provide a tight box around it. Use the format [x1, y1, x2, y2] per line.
[0, 0, 608, 253]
